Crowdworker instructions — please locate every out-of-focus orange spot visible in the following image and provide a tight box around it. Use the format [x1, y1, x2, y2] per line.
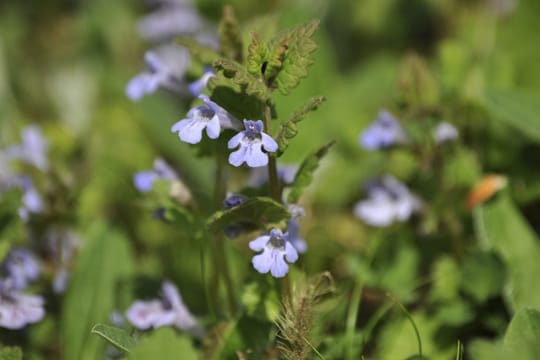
[467, 174, 507, 209]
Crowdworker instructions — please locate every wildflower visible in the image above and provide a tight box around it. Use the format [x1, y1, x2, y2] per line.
[4, 248, 40, 290]
[7, 125, 48, 171]
[171, 94, 238, 144]
[228, 120, 278, 168]
[247, 163, 298, 188]
[125, 281, 203, 337]
[126, 48, 190, 101]
[134, 158, 178, 193]
[137, 0, 204, 41]
[433, 122, 459, 144]
[0, 279, 45, 330]
[359, 110, 408, 150]
[249, 229, 299, 278]
[353, 175, 421, 227]
[17, 177, 43, 221]
[188, 67, 215, 97]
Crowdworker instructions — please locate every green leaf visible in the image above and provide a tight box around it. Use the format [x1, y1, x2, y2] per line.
[396, 53, 440, 107]
[176, 37, 221, 64]
[0, 346, 22, 360]
[504, 308, 540, 360]
[241, 280, 280, 322]
[128, 328, 198, 360]
[205, 316, 274, 360]
[483, 89, 540, 143]
[218, 5, 243, 62]
[213, 58, 270, 102]
[246, 32, 269, 76]
[62, 222, 135, 360]
[480, 194, 540, 312]
[91, 323, 137, 352]
[459, 251, 506, 303]
[287, 140, 335, 204]
[208, 75, 264, 120]
[270, 19, 320, 95]
[276, 96, 326, 155]
[206, 196, 290, 233]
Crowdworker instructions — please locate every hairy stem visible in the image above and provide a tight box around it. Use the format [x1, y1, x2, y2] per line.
[262, 103, 280, 202]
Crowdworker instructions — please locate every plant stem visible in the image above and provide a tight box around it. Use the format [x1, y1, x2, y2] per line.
[262, 103, 280, 202]
[212, 155, 237, 316]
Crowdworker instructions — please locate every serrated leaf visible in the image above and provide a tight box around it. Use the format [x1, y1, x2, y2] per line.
[176, 37, 221, 64]
[218, 5, 243, 62]
[287, 140, 335, 204]
[206, 196, 290, 233]
[484, 89, 540, 143]
[246, 32, 268, 76]
[129, 328, 197, 360]
[208, 75, 264, 120]
[62, 222, 135, 360]
[269, 19, 320, 95]
[213, 58, 270, 102]
[0, 346, 22, 360]
[91, 323, 137, 352]
[276, 96, 326, 155]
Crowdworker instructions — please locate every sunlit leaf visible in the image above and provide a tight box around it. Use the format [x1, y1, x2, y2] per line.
[129, 328, 197, 360]
[213, 58, 270, 102]
[91, 323, 137, 352]
[0, 346, 22, 360]
[206, 196, 290, 233]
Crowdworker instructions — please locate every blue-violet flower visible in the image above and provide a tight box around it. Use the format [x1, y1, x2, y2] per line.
[171, 94, 238, 144]
[228, 120, 278, 168]
[359, 110, 408, 150]
[249, 229, 299, 278]
[353, 175, 421, 227]
[433, 122, 459, 144]
[0, 279, 45, 330]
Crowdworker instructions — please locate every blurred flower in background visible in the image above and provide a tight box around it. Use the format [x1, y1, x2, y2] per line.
[359, 110, 408, 150]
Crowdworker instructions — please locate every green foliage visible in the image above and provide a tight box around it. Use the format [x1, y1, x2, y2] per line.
[213, 58, 271, 102]
[469, 308, 540, 360]
[241, 280, 280, 322]
[0, 346, 22, 360]
[484, 89, 540, 143]
[276, 95, 326, 156]
[206, 196, 290, 233]
[129, 328, 198, 360]
[480, 194, 540, 312]
[397, 53, 440, 107]
[208, 74, 264, 120]
[459, 251, 506, 304]
[218, 5, 243, 62]
[287, 140, 335, 204]
[245, 19, 320, 94]
[62, 222, 135, 360]
[270, 19, 320, 95]
[91, 323, 137, 353]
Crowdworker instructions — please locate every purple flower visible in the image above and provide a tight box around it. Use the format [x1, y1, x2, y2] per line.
[249, 229, 299, 278]
[359, 110, 408, 150]
[286, 219, 307, 254]
[125, 281, 203, 337]
[17, 177, 43, 221]
[7, 126, 48, 171]
[126, 48, 190, 101]
[228, 120, 278, 168]
[4, 248, 40, 290]
[171, 95, 238, 144]
[433, 122, 458, 144]
[353, 175, 421, 227]
[134, 158, 178, 193]
[188, 67, 215, 97]
[0, 279, 45, 330]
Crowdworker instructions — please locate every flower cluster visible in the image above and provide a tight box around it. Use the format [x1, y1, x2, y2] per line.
[353, 175, 421, 227]
[125, 281, 203, 337]
[0, 125, 48, 221]
[126, 0, 218, 101]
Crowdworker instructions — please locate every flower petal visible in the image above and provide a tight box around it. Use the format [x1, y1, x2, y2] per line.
[249, 235, 270, 251]
[261, 133, 278, 152]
